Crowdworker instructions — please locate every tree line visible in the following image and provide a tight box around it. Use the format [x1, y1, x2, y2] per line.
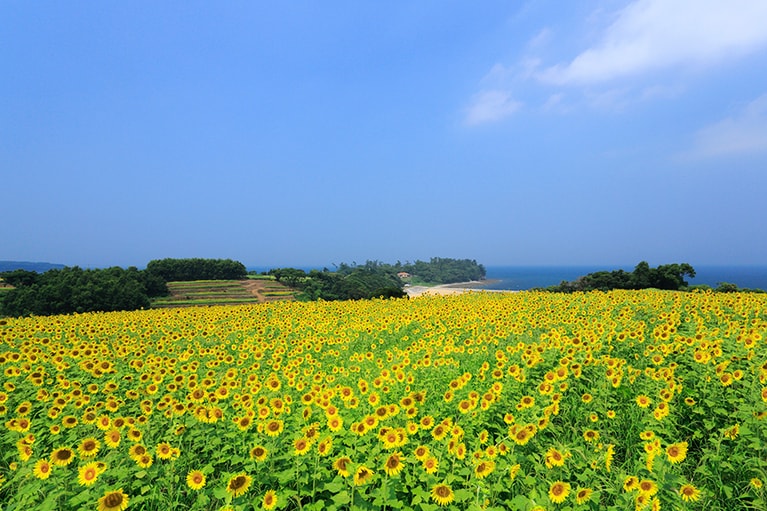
[543, 262, 697, 292]
[268, 258, 487, 301]
[0, 258, 246, 317]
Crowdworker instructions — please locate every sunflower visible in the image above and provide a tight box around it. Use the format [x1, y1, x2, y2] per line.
[317, 437, 333, 457]
[262, 489, 278, 510]
[751, 478, 763, 489]
[226, 473, 252, 498]
[575, 487, 593, 504]
[75, 437, 99, 458]
[78, 462, 100, 486]
[353, 465, 373, 486]
[509, 463, 521, 481]
[475, 460, 495, 479]
[50, 447, 75, 466]
[414, 445, 430, 462]
[423, 456, 439, 474]
[582, 429, 599, 443]
[383, 452, 404, 476]
[638, 479, 658, 497]
[186, 469, 206, 491]
[104, 429, 121, 449]
[665, 442, 688, 464]
[333, 456, 352, 477]
[623, 476, 639, 492]
[293, 437, 311, 456]
[264, 420, 284, 437]
[128, 444, 147, 460]
[431, 483, 455, 507]
[135, 454, 153, 469]
[327, 416, 343, 432]
[156, 442, 173, 460]
[635, 395, 651, 408]
[679, 484, 701, 502]
[545, 447, 567, 468]
[33, 459, 52, 480]
[97, 488, 129, 511]
[548, 481, 570, 504]
[250, 445, 268, 462]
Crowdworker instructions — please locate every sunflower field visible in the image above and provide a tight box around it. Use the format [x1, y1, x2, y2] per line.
[1, 289, 766, 511]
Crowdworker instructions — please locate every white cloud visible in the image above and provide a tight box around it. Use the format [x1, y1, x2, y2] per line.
[542, 0, 767, 85]
[464, 90, 521, 126]
[686, 94, 767, 158]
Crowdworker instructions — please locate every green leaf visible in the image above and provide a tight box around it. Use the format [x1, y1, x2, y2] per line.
[324, 481, 346, 493]
[454, 489, 473, 502]
[332, 491, 351, 505]
[134, 470, 147, 479]
[68, 489, 91, 507]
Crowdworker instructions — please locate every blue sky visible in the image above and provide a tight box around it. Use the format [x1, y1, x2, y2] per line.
[2, 1, 767, 268]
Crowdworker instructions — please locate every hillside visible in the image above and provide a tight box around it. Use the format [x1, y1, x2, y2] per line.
[150, 277, 295, 308]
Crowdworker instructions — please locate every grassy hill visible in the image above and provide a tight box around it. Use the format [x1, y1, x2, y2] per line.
[151, 276, 295, 308]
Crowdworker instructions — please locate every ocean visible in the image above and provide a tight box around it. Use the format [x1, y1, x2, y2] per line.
[481, 265, 767, 291]
[248, 264, 767, 292]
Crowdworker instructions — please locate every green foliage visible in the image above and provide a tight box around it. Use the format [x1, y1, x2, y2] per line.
[146, 258, 247, 282]
[270, 258, 485, 302]
[546, 262, 697, 292]
[0, 266, 167, 317]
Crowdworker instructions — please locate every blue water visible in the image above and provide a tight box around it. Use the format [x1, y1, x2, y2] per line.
[248, 264, 767, 291]
[482, 265, 767, 291]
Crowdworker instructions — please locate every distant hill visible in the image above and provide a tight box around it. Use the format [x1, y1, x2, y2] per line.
[0, 261, 66, 273]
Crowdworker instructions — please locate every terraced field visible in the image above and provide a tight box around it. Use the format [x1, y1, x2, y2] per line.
[151, 278, 295, 308]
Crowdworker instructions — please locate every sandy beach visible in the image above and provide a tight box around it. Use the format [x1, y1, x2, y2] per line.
[404, 280, 511, 297]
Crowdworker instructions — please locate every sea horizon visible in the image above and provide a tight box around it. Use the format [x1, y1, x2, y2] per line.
[246, 264, 767, 292]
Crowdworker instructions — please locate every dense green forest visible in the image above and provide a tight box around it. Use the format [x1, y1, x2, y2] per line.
[0, 266, 167, 317]
[543, 262, 698, 292]
[268, 258, 486, 301]
[0, 258, 245, 317]
[145, 258, 247, 281]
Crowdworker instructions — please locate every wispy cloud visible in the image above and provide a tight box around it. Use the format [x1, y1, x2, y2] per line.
[685, 94, 767, 158]
[542, 0, 767, 85]
[464, 90, 522, 126]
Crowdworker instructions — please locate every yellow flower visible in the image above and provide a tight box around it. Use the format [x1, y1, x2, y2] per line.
[423, 456, 439, 474]
[353, 465, 373, 486]
[509, 463, 521, 481]
[250, 445, 268, 462]
[474, 460, 495, 479]
[226, 473, 252, 498]
[33, 459, 52, 480]
[723, 423, 739, 440]
[638, 479, 658, 497]
[548, 481, 571, 504]
[264, 419, 284, 437]
[624, 476, 639, 492]
[431, 483, 455, 507]
[545, 447, 567, 468]
[77, 462, 100, 487]
[575, 487, 593, 504]
[104, 429, 121, 449]
[156, 442, 173, 460]
[414, 445, 430, 462]
[333, 457, 352, 477]
[751, 478, 763, 489]
[135, 454, 153, 469]
[50, 447, 75, 466]
[383, 452, 404, 476]
[97, 488, 129, 511]
[293, 437, 311, 456]
[665, 442, 688, 464]
[262, 489, 278, 510]
[679, 483, 701, 502]
[186, 469, 206, 491]
[78, 437, 100, 458]
[636, 395, 651, 408]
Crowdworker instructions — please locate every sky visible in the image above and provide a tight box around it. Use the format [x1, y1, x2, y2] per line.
[2, 1, 767, 268]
